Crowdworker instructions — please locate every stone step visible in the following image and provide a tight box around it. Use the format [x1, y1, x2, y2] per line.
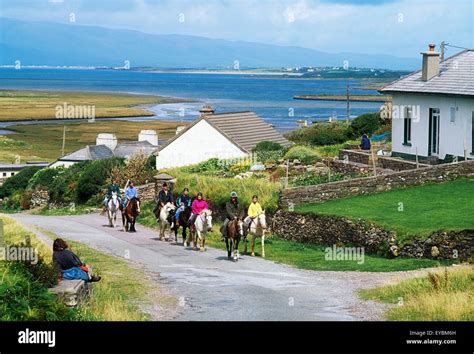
[49, 279, 91, 307]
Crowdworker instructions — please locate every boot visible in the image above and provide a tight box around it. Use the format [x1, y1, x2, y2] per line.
[89, 275, 101, 282]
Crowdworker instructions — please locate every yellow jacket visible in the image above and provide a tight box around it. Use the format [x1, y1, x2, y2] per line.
[248, 202, 263, 218]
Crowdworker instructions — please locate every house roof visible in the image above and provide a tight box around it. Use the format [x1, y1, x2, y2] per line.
[380, 49, 474, 97]
[114, 141, 158, 159]
[58, 145, 114, 162]
[161, 111, 291, 153]
[0, 163, 48, 171]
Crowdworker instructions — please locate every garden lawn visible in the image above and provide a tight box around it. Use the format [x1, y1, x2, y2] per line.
[296, 178, 474, 244]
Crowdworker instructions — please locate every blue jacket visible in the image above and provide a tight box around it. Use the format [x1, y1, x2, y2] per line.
[125, 186, 138, 200]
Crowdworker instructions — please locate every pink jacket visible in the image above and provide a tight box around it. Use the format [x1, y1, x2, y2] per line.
[192, 199, 209, 214]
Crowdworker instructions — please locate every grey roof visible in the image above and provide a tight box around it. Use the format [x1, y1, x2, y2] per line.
[154, 173, 175, 180]
[162, 111, 291, 153]
[380, 49, 474, 97]
[59, 145, 114, 162]
[0, 163, 48, 171]
[114, 141, 158, 159]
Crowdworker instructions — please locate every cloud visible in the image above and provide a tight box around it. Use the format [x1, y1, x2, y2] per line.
[0, 0, 471, 56]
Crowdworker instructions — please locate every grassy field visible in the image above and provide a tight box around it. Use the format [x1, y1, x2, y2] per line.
[296, 178, 474, 244]
[359, 266, 473, 320]
[0, 90, 184, 121]
[0, 120, 183, 162]
[136, 203, 451, 272]
[0, 214, 175, 321]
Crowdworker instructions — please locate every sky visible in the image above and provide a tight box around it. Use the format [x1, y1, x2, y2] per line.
[1, 0, 472, 57]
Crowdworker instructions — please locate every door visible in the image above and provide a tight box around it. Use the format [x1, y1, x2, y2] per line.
[428, 108, 440, 156]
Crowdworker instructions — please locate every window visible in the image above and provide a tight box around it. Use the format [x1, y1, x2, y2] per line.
[403, 106, 412, 145]
[450, 107, 457, 123]
[2, 172, 6, 177]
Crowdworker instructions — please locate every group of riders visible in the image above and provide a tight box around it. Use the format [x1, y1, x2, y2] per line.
[102, 179, 264, 240]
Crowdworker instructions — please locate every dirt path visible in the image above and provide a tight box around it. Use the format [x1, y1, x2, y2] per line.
[10, 213, 449, 321]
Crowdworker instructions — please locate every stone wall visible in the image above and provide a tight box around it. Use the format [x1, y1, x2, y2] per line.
[377, 156, 430, 171]
[272, 210, 396, 255]
[272, 210, 473, 261]
[338, 149, 372, 165]
[136, 182, 156, 202]
[280, 160, 474, 208]
[30, 190, 49, 208]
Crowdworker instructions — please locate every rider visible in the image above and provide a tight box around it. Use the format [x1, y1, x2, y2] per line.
[123, 180, 138, 209]
[154, 182, 174, 214]
[221, 191, 244, 240]
[175, 187, 191, 226]
[102, 179, 121, 213]
[244, 195, 263, 228]
[188, 192, 209, 226]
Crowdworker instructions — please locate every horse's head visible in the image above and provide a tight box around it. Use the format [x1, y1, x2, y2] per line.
[257, 211, 267, 229]
[200, 209, 212, 230]
[237, 218, 245, 237]
[132, 197, 141, 215]
[165, 202, 176, 212]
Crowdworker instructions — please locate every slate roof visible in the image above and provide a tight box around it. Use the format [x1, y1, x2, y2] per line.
[114, 141, 158, 159]
[0, 163, 48, 171]
[380, 49, 474, 97]
[59, 145, 114, 162]
[161, 111, 291, 153]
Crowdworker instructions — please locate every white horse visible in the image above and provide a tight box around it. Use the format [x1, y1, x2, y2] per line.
[107, 192, 120, 228]
[190, 209, 212, 252]
[158, 202, 176, 241]
[244, 211, 268, 258]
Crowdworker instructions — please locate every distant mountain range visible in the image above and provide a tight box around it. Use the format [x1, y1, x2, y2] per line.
[0, 18, 420, 70]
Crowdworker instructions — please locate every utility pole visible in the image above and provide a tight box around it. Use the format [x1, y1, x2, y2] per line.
[440, 41, 446, 61]
[61, 125, 66, 156]
[346, 84, 350, 123]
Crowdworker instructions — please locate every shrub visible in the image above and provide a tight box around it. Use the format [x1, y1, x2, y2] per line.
[350, 112, 384, 138]
[252, 141, 286, 164]
[285, 122, 351, 146]
[76, 158, 124, 203]
[0, 166, 42, 198]
[185, 158, 224, 174]
[48, 163, 88, 203]
[28, 168, 60, 191]
[284, 146, 321, 165]
[120, 153, 154, 186]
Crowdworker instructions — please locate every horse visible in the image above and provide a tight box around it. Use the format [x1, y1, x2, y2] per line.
[171, 206, 192, 246]
[243, 211, 268, 257]
[121, 197, 140, 232]
[106, 192, 120, 228]
[225, 218, 245, 261]
[189, 209, 212, 251]
[156, 202, 176, 241]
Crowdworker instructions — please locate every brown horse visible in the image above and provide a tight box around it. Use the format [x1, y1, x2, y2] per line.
[121, 197, 140, 232]
[225, 218, 245, 261]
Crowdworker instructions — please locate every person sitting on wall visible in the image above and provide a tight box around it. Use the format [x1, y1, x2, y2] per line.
[53, 238, 101, 282]
[360, 134, 371, 150]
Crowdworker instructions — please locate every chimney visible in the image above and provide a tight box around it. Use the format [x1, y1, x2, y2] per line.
[138, 130, 158, 146]
[96, 133, 117, 150]
[199, 105, 215, 116]
[421, 44, 440, 81]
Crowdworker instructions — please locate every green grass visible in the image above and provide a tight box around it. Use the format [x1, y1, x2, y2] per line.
[296, 178, 474, 244]
[359, 267, 474, 320]
[0, 120, 182, 162]
[0, 90, 183, 121]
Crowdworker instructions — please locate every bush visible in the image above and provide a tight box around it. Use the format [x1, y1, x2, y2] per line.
[350, 113, 384, 138]
[285, 122, 351, 146]
[284, 146, 321, 165]
[0, 166, 42, 198]
[185, 158, 224, 174]
[48, 163, 88, 203]
[28, 168, 60, 191]
[252, 141, 286, 164]
[76, 158, 124, 203]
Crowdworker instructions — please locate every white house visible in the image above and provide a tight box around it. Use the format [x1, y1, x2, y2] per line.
[156, 107, 291, 169]
[0, 162, 48, 185]
[380, 45, 474, 161]
[50, 130, 159, 168]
